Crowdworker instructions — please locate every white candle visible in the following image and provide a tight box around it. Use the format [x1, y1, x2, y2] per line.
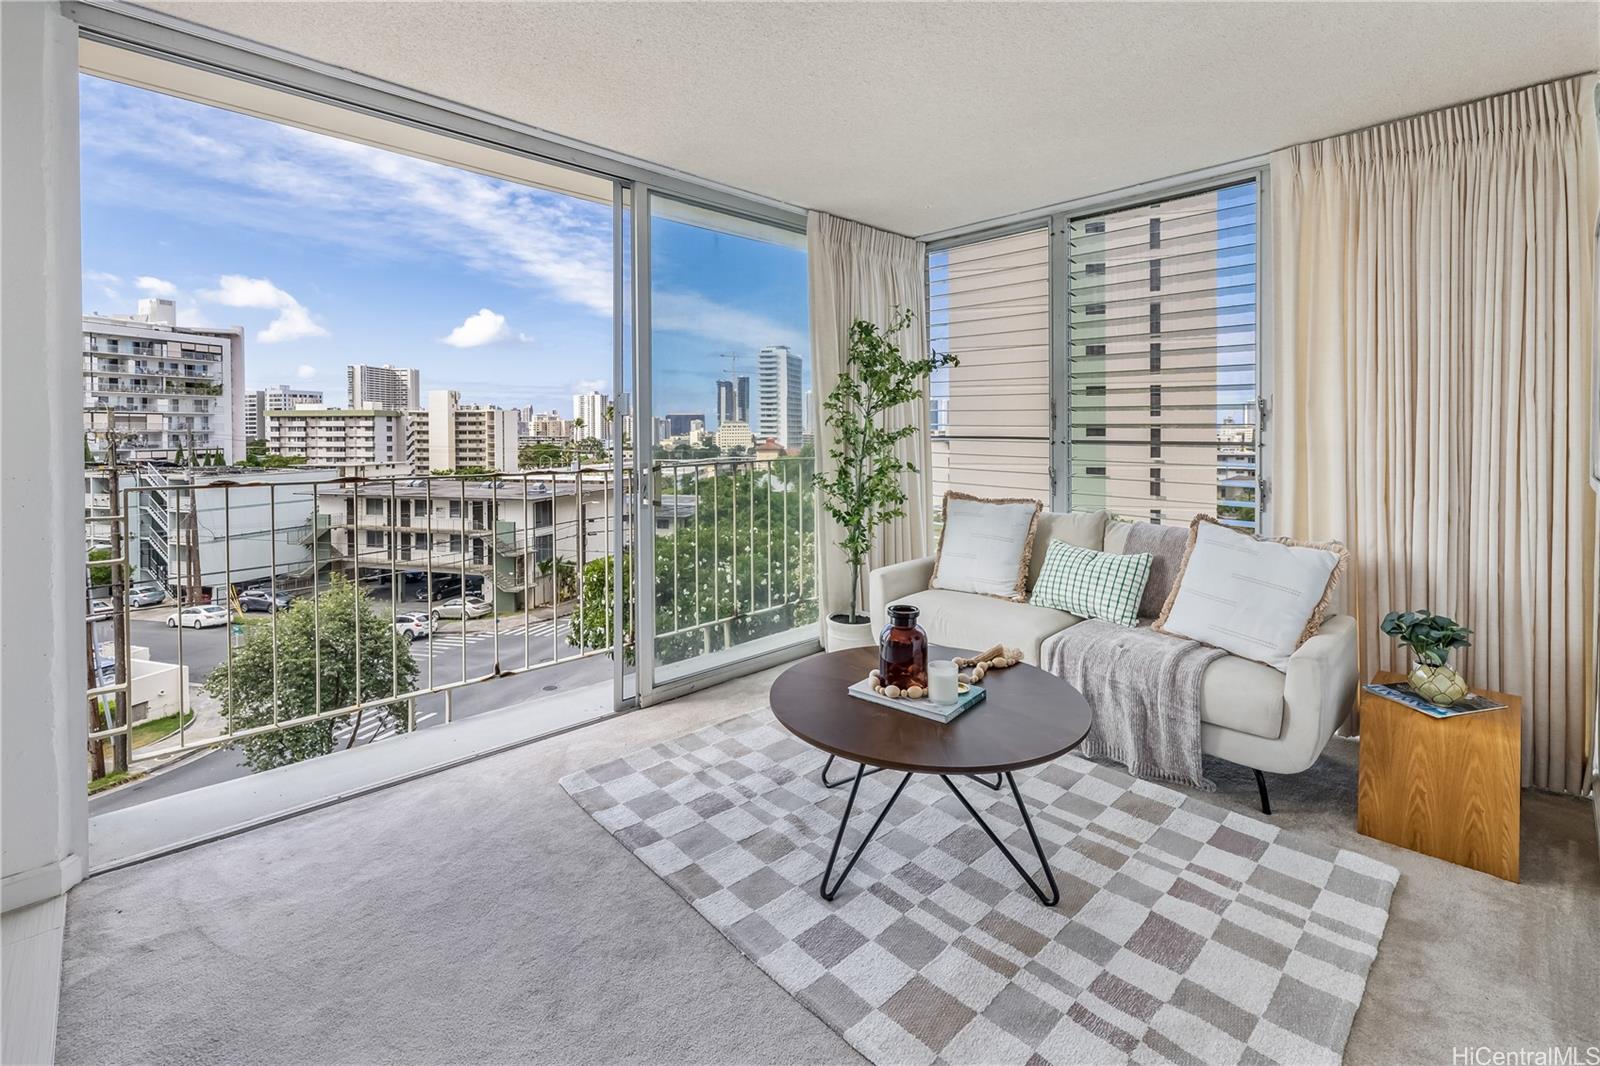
[928, 660, 958, 704]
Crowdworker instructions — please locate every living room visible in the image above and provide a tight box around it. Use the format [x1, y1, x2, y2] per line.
[2, 3, 1597, 1064]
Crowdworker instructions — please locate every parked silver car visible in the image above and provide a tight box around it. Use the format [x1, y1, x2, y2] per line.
[430, 596, 491, 621]
[127, 584, 168, 608]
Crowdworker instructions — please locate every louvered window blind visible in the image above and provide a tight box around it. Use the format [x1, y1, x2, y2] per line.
[1066, 180, 1260, 530]
[927, 226, 1051, 515]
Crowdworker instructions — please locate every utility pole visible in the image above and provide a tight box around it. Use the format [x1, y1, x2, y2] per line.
[88, 406, 131, 775]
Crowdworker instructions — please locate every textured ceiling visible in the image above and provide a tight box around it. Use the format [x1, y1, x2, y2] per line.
[148, 1, 1600, 236]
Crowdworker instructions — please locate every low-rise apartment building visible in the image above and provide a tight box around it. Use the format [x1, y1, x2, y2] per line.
[267, 407, 406, 466]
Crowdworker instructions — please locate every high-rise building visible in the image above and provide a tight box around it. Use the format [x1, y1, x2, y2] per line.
[411, 389, 518, 473]
[757, 345, 802, 449]
[716, 376, 750, 425]
[571, 391, 607, 440]
[243, 390, 267, 443]
[267, 407, 406, 466]
[347, 363, 420, 410]
[82, 299, 246, 462]
[661, 413, 705, 438]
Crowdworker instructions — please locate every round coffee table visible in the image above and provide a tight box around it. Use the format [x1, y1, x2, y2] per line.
[770, 646, 1093, 905]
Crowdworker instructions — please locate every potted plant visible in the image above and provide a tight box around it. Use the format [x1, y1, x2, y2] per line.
[1379, 610, 1473, 706]
[818, 307, 956, 650]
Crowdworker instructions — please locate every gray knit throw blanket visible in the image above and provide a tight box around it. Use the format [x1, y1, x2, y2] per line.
[1041, 620, 1223, 789]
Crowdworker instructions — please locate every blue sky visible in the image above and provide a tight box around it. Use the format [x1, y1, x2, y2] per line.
[79, 75, 808, 425]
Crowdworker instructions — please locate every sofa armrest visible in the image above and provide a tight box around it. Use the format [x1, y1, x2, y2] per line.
[1275, 614, 1360, 772]
[868, 556, 936, 633]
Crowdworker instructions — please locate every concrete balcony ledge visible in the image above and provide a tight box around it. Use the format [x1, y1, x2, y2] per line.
[88, 683, 616, 873]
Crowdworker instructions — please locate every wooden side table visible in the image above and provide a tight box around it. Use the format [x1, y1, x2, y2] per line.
[1356, 671, 1521, 881]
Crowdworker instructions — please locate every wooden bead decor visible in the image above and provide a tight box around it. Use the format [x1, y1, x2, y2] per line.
[953, 643, 1022, 685]
[867, 644, 1022, 699]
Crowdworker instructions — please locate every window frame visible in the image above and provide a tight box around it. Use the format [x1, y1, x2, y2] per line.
[927, 163, 1272, 533]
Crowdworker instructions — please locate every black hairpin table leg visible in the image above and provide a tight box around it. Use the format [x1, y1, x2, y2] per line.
[940, 772, 1060, 906]
[819, 765, 913, 901]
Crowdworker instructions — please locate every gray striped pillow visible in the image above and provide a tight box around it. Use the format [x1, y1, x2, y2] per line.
[1029, 540, 1152, 627]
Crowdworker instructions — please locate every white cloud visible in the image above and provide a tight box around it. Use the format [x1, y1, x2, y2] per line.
[135, 275, 178, 297]
[442, 308, 513, 348]
[295, 364, 317, 379]
[83, 270, 122, 303]
[200, 274, 327, 343]
[79, 78, 805, 357]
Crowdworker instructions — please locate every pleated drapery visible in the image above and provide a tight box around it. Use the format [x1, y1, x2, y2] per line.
[1270, 75, 1599, 793]
[808, 211, 931, 630]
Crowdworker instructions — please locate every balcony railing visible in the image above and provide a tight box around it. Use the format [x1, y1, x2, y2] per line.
[85, 467, 627, 784]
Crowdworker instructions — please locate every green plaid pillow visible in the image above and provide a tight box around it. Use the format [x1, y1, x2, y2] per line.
[1029, 539, 1152, 627]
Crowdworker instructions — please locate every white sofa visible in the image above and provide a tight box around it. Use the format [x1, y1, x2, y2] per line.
[867, 509, 1358, 811]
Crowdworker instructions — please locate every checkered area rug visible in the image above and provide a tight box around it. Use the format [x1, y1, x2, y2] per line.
[560, 710, 1398, 1065]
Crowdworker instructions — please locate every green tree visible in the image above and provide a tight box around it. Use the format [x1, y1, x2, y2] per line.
[88, 547, 114, 587]
[519, 442, 565, 468]
[204, 577, 418, 772]
[568, 459, 816, 665]
[568, 554, 631, 657]
[818, 308, 954, 623]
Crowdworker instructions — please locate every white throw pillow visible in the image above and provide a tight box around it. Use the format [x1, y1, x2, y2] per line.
[1155, 516, 1347, 670]
[930, 492, 1042, 602]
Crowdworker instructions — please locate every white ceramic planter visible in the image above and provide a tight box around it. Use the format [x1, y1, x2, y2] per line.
[826, 615, 876, 652]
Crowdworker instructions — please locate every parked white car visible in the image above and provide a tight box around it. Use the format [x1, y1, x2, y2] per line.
[431, 597, 491, 621]
[393, 612, 433, 641]
[166, 605, 229, 629]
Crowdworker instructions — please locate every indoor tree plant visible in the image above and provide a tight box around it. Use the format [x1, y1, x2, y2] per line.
[818, 307, 956, 649]
[1379, 610, 1473, 705]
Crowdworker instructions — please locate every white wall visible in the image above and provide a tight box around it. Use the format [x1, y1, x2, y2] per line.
[1, 1, 89, 911]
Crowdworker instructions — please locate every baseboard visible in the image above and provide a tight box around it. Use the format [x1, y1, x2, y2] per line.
[1, 852, 85, 914]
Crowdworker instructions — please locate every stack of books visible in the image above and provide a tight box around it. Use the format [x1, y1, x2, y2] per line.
[846, 678, 986, 723]
[1363, 681, 1506, 720]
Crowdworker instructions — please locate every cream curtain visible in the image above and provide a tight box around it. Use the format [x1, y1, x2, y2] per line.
[1271, 75, 1600, 794]
[808, 211, 931, 627]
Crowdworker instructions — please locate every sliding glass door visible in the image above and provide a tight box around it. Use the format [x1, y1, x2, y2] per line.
[633, 192, 815, 701]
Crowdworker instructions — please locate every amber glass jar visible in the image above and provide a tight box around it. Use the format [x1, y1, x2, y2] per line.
[879, 605, 928, 690]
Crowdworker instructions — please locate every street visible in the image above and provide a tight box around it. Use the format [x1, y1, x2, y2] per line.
[91, 602, 605, 815]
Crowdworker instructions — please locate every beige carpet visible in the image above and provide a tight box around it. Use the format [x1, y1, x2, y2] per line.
[55, 661, 1600, 1063]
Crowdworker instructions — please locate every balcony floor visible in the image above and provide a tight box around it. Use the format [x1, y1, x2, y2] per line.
[55, 660, 1599, 1063]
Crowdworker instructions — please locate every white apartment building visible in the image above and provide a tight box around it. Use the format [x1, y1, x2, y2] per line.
[410, 389, 519, 473]
[82, 298, 246, 462]
[267, 407, 406, 466]
[524, 410, 570, 439]
[347, 363, 421, 410]
[757, 345, 803, 449]
[571, 390, 607, 440]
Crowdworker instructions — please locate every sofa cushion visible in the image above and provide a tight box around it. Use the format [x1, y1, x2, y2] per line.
[887, 588, 1081, 666]
[1105, 519, 1191, 620]
[1030, 541, 1151, 627]
[931, 492, 1042, 602]
[1199, 654, 1287, 739]
[1027, 510, 1107, 592]
[1156, 515, 1348, 670]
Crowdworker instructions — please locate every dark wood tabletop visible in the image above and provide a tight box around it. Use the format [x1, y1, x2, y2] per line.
[769, 646, 1093, 776]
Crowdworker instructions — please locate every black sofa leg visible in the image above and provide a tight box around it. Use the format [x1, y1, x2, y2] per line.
[1253, 769, 1272, 815]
